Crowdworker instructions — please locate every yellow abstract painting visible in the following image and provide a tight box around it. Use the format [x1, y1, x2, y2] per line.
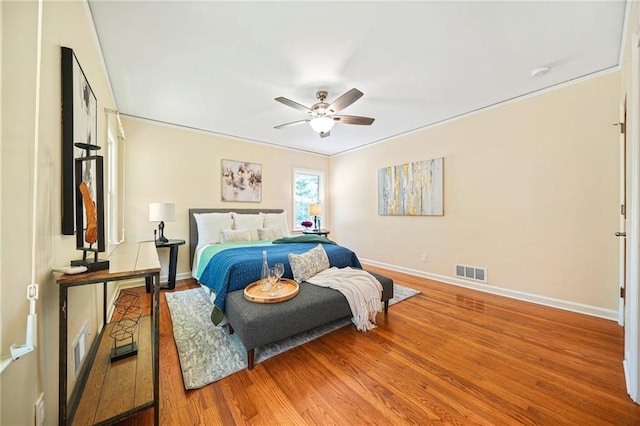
[378, 157, 443, 216]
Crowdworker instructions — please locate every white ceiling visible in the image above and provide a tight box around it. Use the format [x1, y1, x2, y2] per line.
[88, 1, 626, 156]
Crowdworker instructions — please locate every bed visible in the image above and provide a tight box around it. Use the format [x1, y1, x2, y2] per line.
[188, 208, 364, 323]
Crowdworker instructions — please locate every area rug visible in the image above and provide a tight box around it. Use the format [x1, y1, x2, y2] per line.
[165, 283, 420, 389]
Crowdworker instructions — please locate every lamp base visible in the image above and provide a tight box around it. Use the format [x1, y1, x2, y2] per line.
[157, 221, 169, 243]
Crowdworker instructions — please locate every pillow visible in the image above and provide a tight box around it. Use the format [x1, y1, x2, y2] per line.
[288, 243, 330, 283]
[221, 229, 252, 243]
[260, 211, 290, 237]
[232, 213, 264, 241]
[257, 227, 283, 241]
[194, 212, 232, 249]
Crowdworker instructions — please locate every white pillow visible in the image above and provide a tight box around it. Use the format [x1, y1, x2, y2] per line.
[260, 211, 290, 237]
[232, 213, 264, 241]
[194, 212, 232, 249]
[221, 229, 252, 243]
[288, 244, 330, 283]
[257, 227, 283, 241]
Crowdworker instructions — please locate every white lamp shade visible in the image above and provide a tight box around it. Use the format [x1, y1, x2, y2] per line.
[149, 203, 175, 222]
[309, 117, 335, 134]
[308, 204, 322, 216]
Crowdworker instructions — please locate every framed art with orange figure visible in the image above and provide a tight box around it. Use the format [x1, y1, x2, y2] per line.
[71, 154, 109, 271]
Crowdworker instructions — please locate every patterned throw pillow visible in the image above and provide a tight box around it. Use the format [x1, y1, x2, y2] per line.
[288, 244, 330, 283]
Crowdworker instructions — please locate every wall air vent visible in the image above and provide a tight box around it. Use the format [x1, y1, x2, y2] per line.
[455, 264, 488, 283]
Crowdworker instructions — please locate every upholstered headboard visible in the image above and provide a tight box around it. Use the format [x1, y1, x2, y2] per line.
[188, 208, 284, 266]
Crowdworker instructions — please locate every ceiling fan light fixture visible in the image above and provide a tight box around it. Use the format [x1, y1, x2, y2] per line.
[275, 88, 373, 136]
[309, 116, 335, 134]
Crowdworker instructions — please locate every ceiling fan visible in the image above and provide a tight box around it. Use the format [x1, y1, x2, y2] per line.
[274, 88, 375, 138]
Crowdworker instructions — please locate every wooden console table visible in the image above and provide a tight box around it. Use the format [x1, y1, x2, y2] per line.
[57, 242, 161, 425]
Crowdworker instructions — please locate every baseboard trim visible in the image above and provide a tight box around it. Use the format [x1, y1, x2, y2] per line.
[362, 259, 619, 322]
[624, 359, 633, 401]
[177, 271, 191, 281]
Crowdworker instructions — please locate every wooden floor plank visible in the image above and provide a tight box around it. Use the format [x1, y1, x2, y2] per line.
[114, 266, 640, 425]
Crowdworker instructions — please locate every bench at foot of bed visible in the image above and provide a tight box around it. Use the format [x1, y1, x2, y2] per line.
[225, 271, 394, 370]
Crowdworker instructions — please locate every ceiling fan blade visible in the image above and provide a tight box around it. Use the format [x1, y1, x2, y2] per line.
[328, 88, 363, 113]
[332, 115, 375, 125]
[274, 119, 309, 129]
[319, 130, 330, 138]
[275, 97, 311, 113]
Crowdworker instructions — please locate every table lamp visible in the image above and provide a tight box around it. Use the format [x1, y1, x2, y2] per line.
[149, 202, 175, 243]
[309, 204, 322, 231]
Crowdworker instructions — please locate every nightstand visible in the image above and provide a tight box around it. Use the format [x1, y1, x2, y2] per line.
[146, 239, 185, 292]
[302, 229, 330, 238]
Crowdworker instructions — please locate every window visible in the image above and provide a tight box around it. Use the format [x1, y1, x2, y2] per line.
[292, 168, 324, 230]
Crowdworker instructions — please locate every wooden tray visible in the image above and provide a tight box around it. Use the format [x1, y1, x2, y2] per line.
[244, 278, 299, 303]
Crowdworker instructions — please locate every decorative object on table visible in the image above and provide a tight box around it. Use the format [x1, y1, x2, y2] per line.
[221, 159, 262, 202]
[378, 157, 444, 216]
[61, 46, 98, 235]
[149, 202, 175, 243]
[301, 220, 313, 230]
[109, 290, 142, 361]
[274, 262, 284, 289]
[259, 250, 270, 291]
[308, 204, 322, 230]
[70, 143, 109, 272]
[244, 277, 299, 303]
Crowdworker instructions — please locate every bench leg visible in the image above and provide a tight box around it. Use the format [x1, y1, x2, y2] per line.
[384, 300, 389, 314]
[247, 349, 255, 370]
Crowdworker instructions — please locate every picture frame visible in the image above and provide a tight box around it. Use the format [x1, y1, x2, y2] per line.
[221, 159, 262, 202]
[74, 155, 106, 252]
[61, 46, 98, 235]
[378, 157, 444, 216]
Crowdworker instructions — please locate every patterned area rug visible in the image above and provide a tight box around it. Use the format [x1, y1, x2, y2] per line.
[166, 283, 420, 389]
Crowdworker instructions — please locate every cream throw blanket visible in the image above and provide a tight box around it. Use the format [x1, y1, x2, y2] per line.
[306, 267, 383, 331]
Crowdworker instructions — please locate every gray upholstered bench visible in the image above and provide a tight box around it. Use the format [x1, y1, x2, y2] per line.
[225, 271, 394, 369]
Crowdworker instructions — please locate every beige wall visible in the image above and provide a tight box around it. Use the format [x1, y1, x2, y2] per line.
[121, 117, 329, 276]
[0, 0, 630, 423]
[330, 71, 621, 314]
[2, 1, 117, 424]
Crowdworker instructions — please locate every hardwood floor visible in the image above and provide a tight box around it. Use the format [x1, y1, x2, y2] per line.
[115, 266, 640, 425]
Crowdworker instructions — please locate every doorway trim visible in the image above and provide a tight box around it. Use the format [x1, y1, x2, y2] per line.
[623, 32, 640, 403]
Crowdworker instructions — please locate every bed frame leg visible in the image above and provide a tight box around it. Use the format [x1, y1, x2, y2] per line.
[247, 349, 254, 370]
[384, 300, 389, 314]
[228, 324, 234, 334]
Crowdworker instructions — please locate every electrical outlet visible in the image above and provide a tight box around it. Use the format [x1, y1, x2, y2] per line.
[35, 393, 44, 426]
[421, 254, 427, 263]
